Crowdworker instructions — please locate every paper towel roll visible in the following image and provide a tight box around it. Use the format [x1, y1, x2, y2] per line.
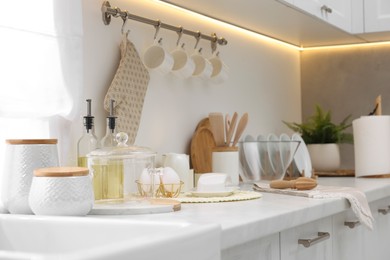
[353, 116, 390, 177]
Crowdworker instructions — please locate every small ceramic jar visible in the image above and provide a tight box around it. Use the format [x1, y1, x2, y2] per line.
[29, 167, 94, 216]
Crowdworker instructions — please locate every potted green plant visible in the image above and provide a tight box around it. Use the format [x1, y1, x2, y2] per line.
[283, 105, 353, 171]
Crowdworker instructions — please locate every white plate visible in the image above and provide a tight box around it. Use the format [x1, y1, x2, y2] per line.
[189, 187, 237, 198]
[291, 134, 312, 177]
[267, 133, 279, 174]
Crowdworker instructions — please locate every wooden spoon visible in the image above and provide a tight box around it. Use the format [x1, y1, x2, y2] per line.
[226, 112, 238, 147]
[225, 113, 231, 146]
[232, 113, 248, 147]
[270, 177, 317, 190]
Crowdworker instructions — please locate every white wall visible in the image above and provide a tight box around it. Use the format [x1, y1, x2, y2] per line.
[75, 0, 302, 165]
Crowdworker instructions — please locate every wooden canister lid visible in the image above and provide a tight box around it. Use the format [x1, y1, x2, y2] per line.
[6, 139, 58, 145]
[34, 167, 89, 177]
[212, 146, 239, 152]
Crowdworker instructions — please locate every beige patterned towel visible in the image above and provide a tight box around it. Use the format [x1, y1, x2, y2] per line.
[104, 35, 150, 144]
[254, 182, 374, 230]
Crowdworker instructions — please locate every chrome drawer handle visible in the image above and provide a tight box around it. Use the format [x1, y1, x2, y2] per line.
[344, 220, 360, 229]
[321, 5, 333, 13]
[378, 206, 390, 215]
[298, 232, 330, 248]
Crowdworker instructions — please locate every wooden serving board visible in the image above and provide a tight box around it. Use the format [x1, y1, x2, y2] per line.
[190, 118, 216, 174]
[89, 199, 181, 215]
[315, 169, 355, 177]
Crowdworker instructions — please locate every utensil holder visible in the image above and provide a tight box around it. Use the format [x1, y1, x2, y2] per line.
[212, 147, 239, 186]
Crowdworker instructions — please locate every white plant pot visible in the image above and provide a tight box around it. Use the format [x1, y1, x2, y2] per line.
[307, 143, 341, 172]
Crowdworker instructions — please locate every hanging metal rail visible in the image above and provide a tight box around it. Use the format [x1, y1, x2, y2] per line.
[101, 1, 228, 47]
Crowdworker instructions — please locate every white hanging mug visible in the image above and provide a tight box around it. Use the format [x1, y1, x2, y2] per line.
[190, 33, 212, 79]
[209, 52, 228, 84]
[191, 48, 213, 79]
[171, 28, 195, 78]
[143, 22, 174, 74]
[171, 43, 195, 78]
[143, 38, 174, 74]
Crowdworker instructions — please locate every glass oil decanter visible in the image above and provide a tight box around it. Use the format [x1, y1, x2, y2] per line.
[77, 99, 98, 167]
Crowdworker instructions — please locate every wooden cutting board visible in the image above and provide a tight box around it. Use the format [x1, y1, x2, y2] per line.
[190, 118, 216, 174]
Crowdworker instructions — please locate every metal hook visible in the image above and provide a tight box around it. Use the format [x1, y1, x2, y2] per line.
[211, 33, 218, 54]
[194, 31, 201, 49]
[176, 26, 184, 46]
[121, 12, 129, 35]
[153, 20, 161, 40]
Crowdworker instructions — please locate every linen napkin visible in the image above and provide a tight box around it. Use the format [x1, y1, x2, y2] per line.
[253, 182, 374, 230]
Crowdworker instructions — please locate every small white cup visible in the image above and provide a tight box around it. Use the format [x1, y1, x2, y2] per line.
[162, 153, 191, 191]
[143, 38, 174, 74]
[171, 44, 195, 78]
[191, 48, 213, 79]
[209, 52, 228, 84]
[197, 173, 230, 192]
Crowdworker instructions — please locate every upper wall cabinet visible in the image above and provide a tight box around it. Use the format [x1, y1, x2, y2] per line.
[364, 0, 390, 32]
[357, 0, 390, 41]
[161, 0, 390, 47]
[278, 0, 365, 34]
[293, 0, 353, 32]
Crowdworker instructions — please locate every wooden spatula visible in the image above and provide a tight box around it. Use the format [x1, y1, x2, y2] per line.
[209, 112, 225, 147]
[270, 177, 317, 190]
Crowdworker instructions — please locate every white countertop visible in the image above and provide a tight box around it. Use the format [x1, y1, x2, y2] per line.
[91, 177, 390, 250]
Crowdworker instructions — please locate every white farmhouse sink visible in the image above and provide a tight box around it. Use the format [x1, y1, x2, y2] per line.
[0, 214, 221, 260]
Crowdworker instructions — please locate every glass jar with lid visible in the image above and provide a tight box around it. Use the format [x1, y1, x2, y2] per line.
[87, 132, 156, 202]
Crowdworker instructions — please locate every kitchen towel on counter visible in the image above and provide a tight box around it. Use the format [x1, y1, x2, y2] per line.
[353, 116, 390, 177]
[104, 35, 150, 144]
[253, 182, 373, 230]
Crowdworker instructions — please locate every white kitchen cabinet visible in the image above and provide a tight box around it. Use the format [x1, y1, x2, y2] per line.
[332, 197, 390, 260]
[221, 233, 279, 260]
[280, 217, 333, 260]
[293, 0, 353, 32]
[276, 0, 294, 5]
[332, 210, 365, 260]
[362, 197, 390, 260]
[364, 0, 390, 33]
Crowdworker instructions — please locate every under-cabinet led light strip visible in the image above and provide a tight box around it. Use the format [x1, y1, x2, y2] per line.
[154, 0, 390, 52]
[152, 0, 303, 51]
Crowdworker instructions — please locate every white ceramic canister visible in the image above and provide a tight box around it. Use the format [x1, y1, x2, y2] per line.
[29, 167, 94, 216]
[211, 147, 239, 186]
[2, 139, 59, 214]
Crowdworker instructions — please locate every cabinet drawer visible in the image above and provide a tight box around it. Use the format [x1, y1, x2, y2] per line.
[221, 233, 279, 260]
[280, 217, 332, 260]
[332, 210, 365, 260]
[362, 197, 390, 260]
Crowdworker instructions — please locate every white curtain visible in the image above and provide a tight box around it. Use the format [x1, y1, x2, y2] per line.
[0, 0, 83, 173]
